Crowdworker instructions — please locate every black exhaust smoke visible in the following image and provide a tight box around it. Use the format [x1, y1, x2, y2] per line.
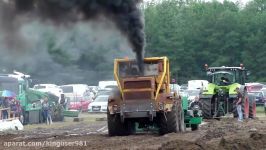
[15, 0, 145, 71]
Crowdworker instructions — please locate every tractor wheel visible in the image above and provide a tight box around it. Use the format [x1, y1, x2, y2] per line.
[242, 95, 249, 119]
[232, 100, 238, 118]
[249, 101, 256, 119]
[107, 109, 128, 136]
[178, 108, 185, 132]
[157, 105, 180, 135]
[191, 124, 199, 131]
[200, 98, 212, 119]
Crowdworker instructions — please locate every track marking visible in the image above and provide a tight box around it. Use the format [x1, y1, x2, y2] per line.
[97, 126, 107, 132]
[103, 129, 108, 133]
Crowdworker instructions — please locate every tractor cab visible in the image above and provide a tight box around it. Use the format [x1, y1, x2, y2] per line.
[206, 65, 248, 86]
[209, 71, 234, 86]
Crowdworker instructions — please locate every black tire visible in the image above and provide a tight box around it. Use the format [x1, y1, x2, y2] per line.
[249, 101, 256, 119]
[127, 120, 136, 135]
[107, 110, 128, 136]
[157, 110, 179, 135]
[191, 124, 199, 131]
[232, 102, 238, 118]
[200, 98, 212, 119]
[242, 94, 249, 119]
[178, 109, 185, 132]
[249, 104, 254, 118]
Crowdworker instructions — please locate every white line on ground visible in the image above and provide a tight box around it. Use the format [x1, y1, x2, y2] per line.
[97, 126, 107, 132]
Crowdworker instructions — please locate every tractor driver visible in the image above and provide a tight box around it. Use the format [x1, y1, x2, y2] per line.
[220, 77, 230, 85]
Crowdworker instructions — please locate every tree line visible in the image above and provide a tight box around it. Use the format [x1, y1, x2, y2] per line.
[144, 0, 266, 83]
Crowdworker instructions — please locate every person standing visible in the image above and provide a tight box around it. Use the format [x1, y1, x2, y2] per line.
[235, 87, 243, 122]
[42, 97, 52, 125]
[10, 98, 18, 117]
[59, 94, 66, 109]
[2, 97, 10, 119]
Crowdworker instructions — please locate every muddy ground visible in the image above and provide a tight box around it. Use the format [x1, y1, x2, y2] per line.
[0, 113, 265, 150]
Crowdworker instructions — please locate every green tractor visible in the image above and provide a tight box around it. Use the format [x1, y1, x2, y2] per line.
[0, 71, 63, 124]
[181, 95, 202, 130]
[199, 64, 255, 119]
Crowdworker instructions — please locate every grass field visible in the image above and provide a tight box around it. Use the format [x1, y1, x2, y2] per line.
[24, 113, 106, 130]
[257, 106, 265, 113]
[256, 106, 266, 120]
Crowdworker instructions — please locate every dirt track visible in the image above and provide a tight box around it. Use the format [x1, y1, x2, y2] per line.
[0, 113, 266, 150]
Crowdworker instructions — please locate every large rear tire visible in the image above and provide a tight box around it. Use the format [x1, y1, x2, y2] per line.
[200, 98, 212, 119]
[178, 108, 185, 132]
[242, 95, 249, 119]
[249, 101, 256, 119]
[107, 110, 128, 136]
[157, 110, 178, 135]
[232, 102, 238, 118]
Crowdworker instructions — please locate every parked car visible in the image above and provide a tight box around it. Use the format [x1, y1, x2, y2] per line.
[246, 83, 264, 105]
[252, 91, 264, 105]
[170, 84, 180, 94]
[94, 89, 113, 99]
[59, 84, 90, 98]
[259, 88, 266, 106]
[88, 95, 109, 113]
[67, 96, 92, 112]
[98, 81, 117, 90]
[180, 84, 188, 91]
[187, 90, 200, 102]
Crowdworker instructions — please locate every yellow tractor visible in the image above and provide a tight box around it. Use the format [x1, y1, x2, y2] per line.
[107, 57, 186, 136]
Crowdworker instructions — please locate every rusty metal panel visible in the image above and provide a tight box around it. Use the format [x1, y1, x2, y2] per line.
[122, 77, 155, 88]
[124, 91, 152, 100]
[121, 77, 155, 100]
[124, 80, 151, 89]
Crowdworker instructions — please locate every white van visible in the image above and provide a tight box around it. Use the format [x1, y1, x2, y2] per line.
[98, 81, 117, 90]
[188, 80, 209, 91]
[33, 84, 63, 97]
[59, 84, 90, 98]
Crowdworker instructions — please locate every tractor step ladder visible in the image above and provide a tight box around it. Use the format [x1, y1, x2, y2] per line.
[214, 101, 225, 117]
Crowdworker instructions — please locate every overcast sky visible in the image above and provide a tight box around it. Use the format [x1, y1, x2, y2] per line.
[144, 0, 251, 5]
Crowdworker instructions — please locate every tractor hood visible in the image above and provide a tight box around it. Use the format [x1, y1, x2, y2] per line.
[202, 83, 241, 96]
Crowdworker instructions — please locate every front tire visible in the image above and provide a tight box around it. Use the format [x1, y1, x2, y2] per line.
[242, 95, 249, 119]
[157, 104, 184, 135]
[249, 101, 256, 119]
[200, 98, 212, 119]
[157, 111, 178, 135]
[178, 107, 185, 132]
[107, 109, 128, 136]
